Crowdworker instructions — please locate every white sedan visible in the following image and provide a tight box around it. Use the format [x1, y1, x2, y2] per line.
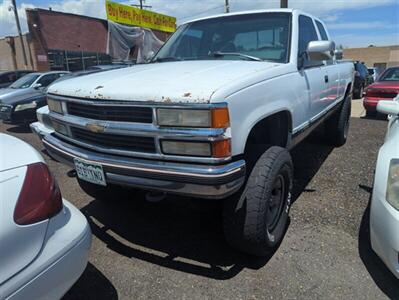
[0, 133, 91, 299]
[370, 96, 399, 279]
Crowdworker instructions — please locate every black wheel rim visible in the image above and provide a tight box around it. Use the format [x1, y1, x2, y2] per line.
[267, 174, 286, 231]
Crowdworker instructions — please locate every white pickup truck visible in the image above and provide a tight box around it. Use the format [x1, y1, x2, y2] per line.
[32, 9, 354, 256]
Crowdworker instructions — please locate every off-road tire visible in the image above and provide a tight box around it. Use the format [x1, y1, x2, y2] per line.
[325, 94, 351, 147]
[223, 146, 293, 256]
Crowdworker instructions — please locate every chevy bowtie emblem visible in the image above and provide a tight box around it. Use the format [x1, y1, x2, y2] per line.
[86, 123, 105, 133]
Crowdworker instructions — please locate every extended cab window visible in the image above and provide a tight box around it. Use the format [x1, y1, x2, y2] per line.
[298, 15, 319, 66]
[154, 13, 291, 63]
[315, 21, 329, 41]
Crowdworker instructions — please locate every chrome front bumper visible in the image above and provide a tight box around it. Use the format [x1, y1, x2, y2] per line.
[30, 121, 54, 140]
[42, 134, 246, 199]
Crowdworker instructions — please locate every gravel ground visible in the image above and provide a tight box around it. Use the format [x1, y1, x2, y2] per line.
[1, 111, 398, 300]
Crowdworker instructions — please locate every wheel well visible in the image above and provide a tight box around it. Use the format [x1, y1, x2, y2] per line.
[244, 111, 292, 163]
[345, 82, 353, 98]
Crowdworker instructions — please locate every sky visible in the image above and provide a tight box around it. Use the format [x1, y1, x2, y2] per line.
[0, 0, 398, 48]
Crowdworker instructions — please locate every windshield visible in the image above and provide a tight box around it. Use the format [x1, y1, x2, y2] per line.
[9, 74, 40, 89]
[154, 13, 291, 63]
[379, 67, 399, 81]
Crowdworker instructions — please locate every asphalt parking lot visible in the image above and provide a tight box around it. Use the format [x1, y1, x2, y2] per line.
[1, 101, 398, 299]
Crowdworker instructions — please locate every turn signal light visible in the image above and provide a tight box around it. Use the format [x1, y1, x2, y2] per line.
[211, 107, 230, 128]
[212, 139, 231, 158]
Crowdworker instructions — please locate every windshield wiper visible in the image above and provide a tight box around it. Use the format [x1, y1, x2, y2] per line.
[209, 51, 262, 61]
[152, 57, 182, 63]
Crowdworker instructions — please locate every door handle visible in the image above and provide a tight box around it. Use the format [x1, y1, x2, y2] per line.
[324, 75, 329, 83]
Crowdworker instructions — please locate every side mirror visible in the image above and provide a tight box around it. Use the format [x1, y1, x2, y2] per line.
[334, 49, 343, 60]
[377, 99, 399, 116]
[307, 40, 335, 61]
[32, 83, 42, 89]
[146, 51, 155, 63]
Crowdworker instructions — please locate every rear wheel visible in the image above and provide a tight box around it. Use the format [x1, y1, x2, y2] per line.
[325, 93, 351, 147]
[223, 146, 293, 256]
[77, 178, 134, 201]
[365, 110, 377, 118]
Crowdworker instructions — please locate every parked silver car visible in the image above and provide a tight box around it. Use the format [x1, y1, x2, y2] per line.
[370, 95, 399, 279]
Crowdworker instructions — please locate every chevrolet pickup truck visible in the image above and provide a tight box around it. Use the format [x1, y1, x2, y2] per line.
[31, 9, 354, 256]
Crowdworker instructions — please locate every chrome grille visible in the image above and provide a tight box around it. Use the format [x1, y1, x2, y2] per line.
[70, 127, 156, 153]
[67, 102, 153, 123]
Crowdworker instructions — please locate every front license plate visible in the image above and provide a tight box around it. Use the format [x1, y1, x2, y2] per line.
[74, 158, 106, 186]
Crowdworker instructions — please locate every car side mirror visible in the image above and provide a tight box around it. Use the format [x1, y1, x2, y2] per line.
[307, 40, 335, 61]
[32, 83, 42, 90]
[146, 51, 155, 63]
[334, 49, 343, 60]
[377, 99, 399, 116]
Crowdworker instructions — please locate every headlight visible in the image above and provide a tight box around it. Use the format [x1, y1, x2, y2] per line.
[157, 107, 229, 128]
[387, 159, 399, 210]
[15, 101, 37, 111]
[161, 139, 231, 157]
[47, 98, 63, 114]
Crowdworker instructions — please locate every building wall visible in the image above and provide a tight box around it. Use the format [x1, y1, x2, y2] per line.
[343, 45, 399, 69]
[0, 8, 171, 72]
[0, 34, 35, 71]
[26, 8, 109, 71]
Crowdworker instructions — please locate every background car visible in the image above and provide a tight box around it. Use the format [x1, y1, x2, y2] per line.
[0, 133, 91, 299]
[368, 67, 382, 82]
[353, 61, 373, 99]
[370, 96, 399, 279]
[0, 71, 68, 124]
[0, 70, 33, 89]
[363, 66, 399, 117]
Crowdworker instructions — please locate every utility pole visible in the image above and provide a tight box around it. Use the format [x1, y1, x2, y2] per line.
[280, 0, 288, 8]
[10, 0, 28, 69]
[130, 0, 151, 10]
[225, 0, 230, 13]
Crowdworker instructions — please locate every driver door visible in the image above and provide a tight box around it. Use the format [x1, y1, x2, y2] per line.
[298, 15, 329, 122]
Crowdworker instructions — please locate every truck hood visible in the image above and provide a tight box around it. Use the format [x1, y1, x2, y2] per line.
[0, 87, 44, 105]
[48, 60, 281, 103]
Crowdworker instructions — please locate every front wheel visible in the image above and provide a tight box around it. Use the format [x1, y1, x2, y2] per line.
[223, 146, 293, 256]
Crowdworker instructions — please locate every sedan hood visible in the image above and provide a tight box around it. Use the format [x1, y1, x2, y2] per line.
[0, 88, 44, 105]
[48, 60, 281, 103]
[368, 81, 399, 90]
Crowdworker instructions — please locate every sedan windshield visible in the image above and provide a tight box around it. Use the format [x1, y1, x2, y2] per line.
[154, 13, 291, 63]
[379, 67, 399, 81]
[9, 74, 40, 89]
